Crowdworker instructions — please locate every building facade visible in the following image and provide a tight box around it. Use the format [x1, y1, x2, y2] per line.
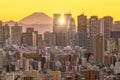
[89, 16, 100, 37]
[53, 13, 72, 47]
[100, 16, 113, 51]
[0, 21, 10, 47]
[68, 18, 76, 47]
[93, 34, 104, 64]
[22, 27, 39, 46]
[77, 14, 88, 49]
[0, 21, 4, 47]
[11, 23, 22, 45]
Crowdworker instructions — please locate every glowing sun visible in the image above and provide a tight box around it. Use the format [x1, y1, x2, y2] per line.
[59, 18, 65, 25]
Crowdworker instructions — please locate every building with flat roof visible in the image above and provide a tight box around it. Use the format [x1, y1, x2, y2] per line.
[11, 23, 22, 45]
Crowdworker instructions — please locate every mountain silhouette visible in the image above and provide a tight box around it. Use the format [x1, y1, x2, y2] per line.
[19, 12, 53, 25]
[4, 12, 53, 34]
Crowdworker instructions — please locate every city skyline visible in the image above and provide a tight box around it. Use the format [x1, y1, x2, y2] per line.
[0, 0, 120, 22]
[0, 0, 120, 79]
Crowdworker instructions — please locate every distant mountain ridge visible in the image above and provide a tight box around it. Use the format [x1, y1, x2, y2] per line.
[19, 12, 53, 25]
[4, 12, 53, 34]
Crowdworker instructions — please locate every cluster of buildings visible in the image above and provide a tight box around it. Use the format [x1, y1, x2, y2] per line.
[0, 13, 120, 79]
[53, 14, 119, 66]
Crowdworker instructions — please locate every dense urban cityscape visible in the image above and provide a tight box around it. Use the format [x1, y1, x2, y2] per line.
[0, 12, 120, 80]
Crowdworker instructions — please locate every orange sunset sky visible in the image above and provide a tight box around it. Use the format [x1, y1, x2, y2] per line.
[0, 0, 120, 22]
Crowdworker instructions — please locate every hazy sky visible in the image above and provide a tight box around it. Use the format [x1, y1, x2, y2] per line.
[0, 0, 120, 22]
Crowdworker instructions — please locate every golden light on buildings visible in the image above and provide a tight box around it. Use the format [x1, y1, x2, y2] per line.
[59, 18, 65, 25]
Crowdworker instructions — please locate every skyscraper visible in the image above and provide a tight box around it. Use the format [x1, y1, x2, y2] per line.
[3, 24, 10, 40]
[0, 22, 10, 47]
[53, 14, 61, 33]
[87, 16, 100, 53]
[77, 14, 87, 33]
[89, 16, 100, 37]
[77, 14, 88, 48]
[93, 34, 104, 64]
[11, 23, 22, 45]
[51, 32, 56, 47]
[44, 31, 52, 46]
[68, 18, 76, 47]
[101, 16, 113, 51]
[53, 13, 72, 47]
[21, 32, 33, 46]
[37, 34, 42, 48]
[3, 24, 10, 46]
[43, 31, 57, 47]
[64, 14, 72, 27]
[0, 21, 4, 47]
[21, 28, 37, 46]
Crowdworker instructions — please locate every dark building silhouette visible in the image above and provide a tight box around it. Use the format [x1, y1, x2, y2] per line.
[93, 34, 104, 64]
[0, 21, 10, 47]
[77, 14, 88, 48]
[21, 28, 37, 46]
[22, 32, 33, 46]
[43, 31, 56, 47]
[0, 21, 4, 47]
[3, 24, 10, 40]
[101, 16, 113, 51]
[86, 16, 100, 53]
[37, 34, 43, 48]
[68, 18, 76, 47]
[89, 16, 100, 37]
[44, 31, 52, 46]
[11, 23, 22, 45]
[26, 27, 34, 33]
[77, 14, 87, 33]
